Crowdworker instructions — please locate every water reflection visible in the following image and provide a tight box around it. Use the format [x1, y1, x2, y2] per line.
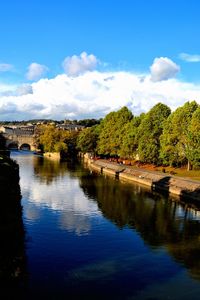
[10, 153, 200, 299]
[79, 171, 200, 280]
[59, 213, 91, 235]
[20, 155, 101, 235]
[0, 168, 26, 296]
[33, 156, 68, 184]
[31, 156, 200, 278]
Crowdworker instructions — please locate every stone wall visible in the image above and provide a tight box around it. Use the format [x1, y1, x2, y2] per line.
[85, 158, 200, 202]
[43, 152, 61, 160]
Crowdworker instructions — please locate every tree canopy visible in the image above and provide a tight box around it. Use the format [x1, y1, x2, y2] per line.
[76, 125, 99, 154]
[160, 101, 199, 168]
[97, 106, 133, 156]
[35, 101, 200, 169]
[136, 103, 171, 164]
[36, 124, 78, 156]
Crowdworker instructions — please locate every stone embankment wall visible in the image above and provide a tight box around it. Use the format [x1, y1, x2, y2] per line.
[83, 155, 200, 202]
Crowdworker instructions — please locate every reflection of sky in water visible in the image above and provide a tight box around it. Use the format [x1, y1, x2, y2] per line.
[176, 206, 200, 221]
[10, 152, 200, 299]
[132, 271, 200, 300]
[59, 213, 91, 235]
[14, 153, 101, 235]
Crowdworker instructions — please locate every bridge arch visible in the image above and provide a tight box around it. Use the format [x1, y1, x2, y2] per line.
[19, 143, 31, 151]
[7, 141, 19, 150]
[3, 133, 37, 151]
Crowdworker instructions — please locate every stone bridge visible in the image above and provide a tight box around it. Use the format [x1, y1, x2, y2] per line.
[1, 126, 37, 151]
[4, 133, 37, 151]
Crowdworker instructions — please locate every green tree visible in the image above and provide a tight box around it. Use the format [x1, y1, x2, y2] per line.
[137, 103, 171, 164]
[121, 114, 145, 158]
[77, 118, 101, 127]
[97, 106, 133, 157]
[36, 124, 76, 154]
[160, 101, 199, 168]
[186, 106, 200, 168]
[76, 125, 99, 154]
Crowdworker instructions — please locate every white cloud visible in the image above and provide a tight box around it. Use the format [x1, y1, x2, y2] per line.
[0, 102, 17, 114]
[150, 57, 180, 82]
[26, 62, 48, 80]
[0, 63, 13, 72]
[0, 83, 17, 97]
[0, 69, 200, 121]
[179, 52, 200, 62]
[0, 83, 33, 97]
[62, 52, 99, 76]
[16, 84, 33, 95]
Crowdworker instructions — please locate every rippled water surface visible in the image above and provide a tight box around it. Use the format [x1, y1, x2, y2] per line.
[9, 152, 200, 299]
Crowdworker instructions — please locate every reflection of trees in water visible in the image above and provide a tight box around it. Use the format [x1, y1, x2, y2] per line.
[33, 157, 89, 184]
[79, 172, 200, 280]
[0, 168, 27, 296]
[33, 156, 68, 184]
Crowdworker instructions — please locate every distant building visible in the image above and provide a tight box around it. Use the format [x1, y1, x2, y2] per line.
[0, 126, 14, 134]
[56, 124, 85, 131]
[0, 125, 35, 136]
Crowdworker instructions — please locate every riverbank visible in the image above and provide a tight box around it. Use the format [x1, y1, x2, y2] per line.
[0, 154, 20, 190]
[0, 153, 25, 295]
[43, 152, 61, 160]
[84, 156, 200, 202]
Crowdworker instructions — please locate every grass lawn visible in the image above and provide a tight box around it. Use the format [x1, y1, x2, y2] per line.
[160, 167, 200, 181]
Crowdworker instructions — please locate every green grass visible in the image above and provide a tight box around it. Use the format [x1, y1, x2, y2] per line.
[155, 166, 200, 181]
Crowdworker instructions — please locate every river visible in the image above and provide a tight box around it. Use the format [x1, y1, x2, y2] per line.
[7, 151, 200, 299]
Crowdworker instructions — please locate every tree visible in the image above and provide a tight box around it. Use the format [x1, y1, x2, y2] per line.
[160, 101, 199, 168]
[77, 118, 101, 127]
[97, 106, 133, 157]
[76, 125, 99, 154]
[186, 106, 200, 168]
[36, 124, 77, 155]
[121, 114, 144, 159]
[136, 103, 171, 164]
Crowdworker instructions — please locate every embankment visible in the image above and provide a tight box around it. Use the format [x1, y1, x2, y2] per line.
[84, 156, 200, 202]
[0, 155, 20, 189]
[43, 152, 61, 160]
[0, 155, 26, 295]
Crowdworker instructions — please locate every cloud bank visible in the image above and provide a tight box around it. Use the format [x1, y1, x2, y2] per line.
[0, 54, 199, 121]
[0, 69, 200, 121]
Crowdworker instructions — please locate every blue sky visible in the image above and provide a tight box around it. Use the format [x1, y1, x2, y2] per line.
[0, 0, 200, 120]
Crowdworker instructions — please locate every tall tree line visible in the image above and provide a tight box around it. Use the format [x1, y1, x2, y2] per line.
[77, 101, 200, 169]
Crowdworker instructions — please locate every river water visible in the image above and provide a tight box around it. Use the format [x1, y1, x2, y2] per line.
[9, 151, 200, 299]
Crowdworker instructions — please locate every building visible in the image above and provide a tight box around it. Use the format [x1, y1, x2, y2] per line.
[56, 124, 85, 131]
[0, 125, 35, 136]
